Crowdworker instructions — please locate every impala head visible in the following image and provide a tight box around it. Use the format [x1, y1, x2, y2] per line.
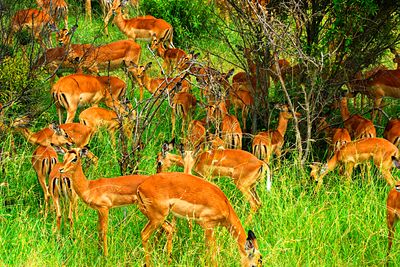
[275, 104, 301, 119]
[242, 230, 263, 267]
[156, 139, 175, 173]
[128, 62, 152, 87]
[56, 25, 77, 46]
[309, 162, 325, 184]
[59, 147, 89, 174]
[178, 144, 199, 173]
[49, 122, 74, 147]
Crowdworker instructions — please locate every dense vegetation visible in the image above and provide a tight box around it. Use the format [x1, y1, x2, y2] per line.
[0, 0, 400, 266]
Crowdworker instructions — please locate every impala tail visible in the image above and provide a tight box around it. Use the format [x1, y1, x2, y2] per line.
[392, 156, 400, 169]
[394, 136, 400, 148]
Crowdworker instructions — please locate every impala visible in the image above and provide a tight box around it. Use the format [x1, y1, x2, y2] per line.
[12, 118, 97, 164]
[229, 88, 254, 132]
[36, 0, 68, 28]
[153, 41, 193, 74]
[51, 73, 127, 123]
[221, 113, 243, 150]
[31, 145, 58, 215]
[171, 89, 197, 137]
[386, 185, 400, 256]
[383, 118, 400, 148]
[339, 96, 376, 140]
[128, 62, 191, 101]
[48, 161, 78, 230]
[57, 147, 158, 256]
[10, 8, 56, 48]
[56, 28, 142, 74]
[157, 142, 271, 212]
[79, 105, 136, 146]
[347, 67, 400, 121]
[137, 172, 263, 266]
[252, 104, 300, 165]
[316, 116, 351, 155]
[310, 138, 400, 187]
[12, 118, 73, 147]
[108, 0, 174, 48]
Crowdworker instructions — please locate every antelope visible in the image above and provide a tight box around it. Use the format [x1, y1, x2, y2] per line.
[383, 118, 400, 148]
[31, 145, 59, 215]
[171, 90, 197, 137]
[347, 67, 400, 121]
[157, 142, 271, 212]
[36, 0, 68, 28]
[252, 104, 300, 165]
[316, 116, 351, 155]
[229, 88, 254, 132]
[10, 9, 57, 48]
[128, 62, 191, 101]
[56, 28, 142, 74]
[51, 73, 127, 123]
[339, 97, 376, 140]
[221, 113, 243, 150]
[12, 118, 97, 164]
[386, 185, 400, 257]
[79, 105, 136, 146]
[57, 147, 159, 256]
[48, 161, 78, 230]
[153, 41, 193, 74]
[137, 172, 263, 266]
[310, 138, 400, 187]
[12, 118, 73, 147]
[185, 119, 225, 151]
[108, 0, 174, 48]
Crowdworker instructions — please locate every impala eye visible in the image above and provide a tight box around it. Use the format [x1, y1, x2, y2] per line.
[71, 157, 77, 163]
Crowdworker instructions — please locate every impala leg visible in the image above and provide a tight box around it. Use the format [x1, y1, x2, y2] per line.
[85, 0, 92, 21]
[65, 108, 77, 124]
[387, 208, 397, 257]
[97, 208, 109, 256]
[381, 168, 396, 187]
[275, 148, 282, 169]
[198, 224, 217, 266]
[242, 107, 248, 132]
[236, 183, 260, 212]
[171, 111, 176, 138]
[344, 163, 354, 183]
[141, 219, 164, 267]
[161, 221, 174, 264]
[52, 183, 62, 231]
[37, 174, 50, 216]
[372, 98, 383, 122]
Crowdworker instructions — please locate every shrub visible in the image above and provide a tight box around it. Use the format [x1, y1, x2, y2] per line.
[140, 0, 219, 47]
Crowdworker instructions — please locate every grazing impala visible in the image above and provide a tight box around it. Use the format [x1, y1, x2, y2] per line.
[171, 89, 197, 138]
[310, 138, 400, 187]
[386, 185, 400, 257]
[339, 97, 376, 140]
[347, 67, 400, 121]
[128, 62, 191, 101]
[316, 116, 351, 155]
[12, 118, 73, 147]
[51, 74, 127, 123]
[79, 105, 136, 146]
[137, 172, 263, 266]
[157, 142, 271, 212]
[56, 28, 142, 74]
[383, 118, 400, 148]
[31, 145, 59, 215]
[108, 0, 174, 48]
[36, 0, 68, 28]
[57, 147, 158, 256]
[252, 104, 300, 165]
[10, 8, 56, 48]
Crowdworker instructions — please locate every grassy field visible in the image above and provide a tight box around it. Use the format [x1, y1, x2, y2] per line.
[1, 1, 400, 266]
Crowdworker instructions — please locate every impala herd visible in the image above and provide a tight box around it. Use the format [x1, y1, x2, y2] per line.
[5, 0, 400, 265]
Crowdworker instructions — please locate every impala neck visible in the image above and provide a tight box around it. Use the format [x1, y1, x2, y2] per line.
[225, 206, 248, 258]
[113, 7, 126, 32]
[156, 44, 166, 58]
[339, 98, 350, 121]
[142, 74, 155, 94]
[69, 159, 91, 201]
[276, 113, 290, 136]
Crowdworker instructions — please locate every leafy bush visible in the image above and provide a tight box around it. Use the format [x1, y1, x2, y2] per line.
[140, 0, 219, 47]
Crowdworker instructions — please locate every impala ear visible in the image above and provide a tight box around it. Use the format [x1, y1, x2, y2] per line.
[80, 147, 89, 158]
[145, 62, 153, 70]
[226, 68, 235, 79]
[52, 144, 67, 155]
[193, 52, 200, 59]
[50, 122, 61, 134]
[245, 230, 258, 252]
[178, 143, 185, 156]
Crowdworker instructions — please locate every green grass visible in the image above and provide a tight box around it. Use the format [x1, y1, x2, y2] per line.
[1, 1, 400, 266]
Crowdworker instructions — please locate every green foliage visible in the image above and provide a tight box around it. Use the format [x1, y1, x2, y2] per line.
[140, 0, 219, 47]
